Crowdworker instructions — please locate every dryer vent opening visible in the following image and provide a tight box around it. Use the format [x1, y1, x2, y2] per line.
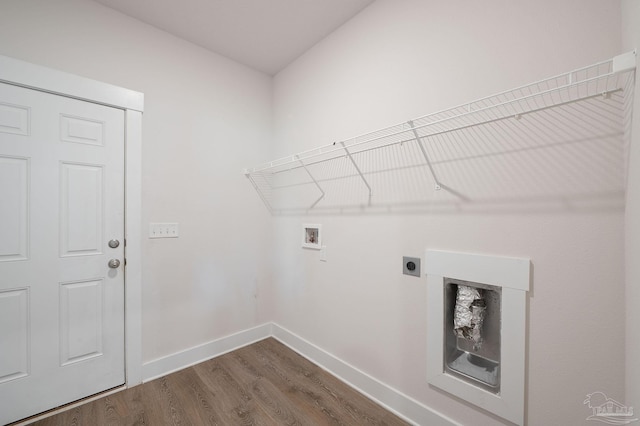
[444, 278, 502, 394]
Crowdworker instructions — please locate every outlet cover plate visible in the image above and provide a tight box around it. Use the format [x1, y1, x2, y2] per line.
[403, 256, 421, 277]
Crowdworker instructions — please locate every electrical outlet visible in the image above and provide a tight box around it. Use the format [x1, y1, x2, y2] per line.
[403, 256, 421, 277]
[149, 223, 179, 238]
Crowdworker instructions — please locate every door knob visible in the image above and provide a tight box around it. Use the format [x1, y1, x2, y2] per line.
[108, 239, 120, 248]
[108, 259, 121, 269]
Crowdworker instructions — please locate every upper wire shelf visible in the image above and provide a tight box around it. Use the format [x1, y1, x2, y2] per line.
[245, 50, 636, 214]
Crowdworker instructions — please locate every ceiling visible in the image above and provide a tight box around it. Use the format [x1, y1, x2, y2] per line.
[93, 0, 375, 75]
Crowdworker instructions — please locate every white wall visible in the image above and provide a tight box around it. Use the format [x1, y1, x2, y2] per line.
[272, 1, 625, 425]
[0, 0, 274, 363]
[622, 0, 640, 414]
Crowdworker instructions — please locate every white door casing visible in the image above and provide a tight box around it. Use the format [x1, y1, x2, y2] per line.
[0, 54, 143, 424]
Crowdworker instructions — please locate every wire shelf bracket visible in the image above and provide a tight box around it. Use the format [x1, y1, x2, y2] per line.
[408, 120, 442, 191]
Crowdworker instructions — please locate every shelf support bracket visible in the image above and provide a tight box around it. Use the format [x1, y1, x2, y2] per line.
[244, 171, 274, 214]
[296, 155, 325, 208]
[340, 142, 372, 205]
[408, 120, 441, 190]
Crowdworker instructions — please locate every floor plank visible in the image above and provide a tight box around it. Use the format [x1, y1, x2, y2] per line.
[26, 338, 409, 426]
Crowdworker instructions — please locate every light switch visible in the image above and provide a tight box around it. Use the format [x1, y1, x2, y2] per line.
[149, 223, 179, 238]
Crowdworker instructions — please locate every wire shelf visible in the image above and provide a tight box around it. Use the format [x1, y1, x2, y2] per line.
[245, 51, 636, 214]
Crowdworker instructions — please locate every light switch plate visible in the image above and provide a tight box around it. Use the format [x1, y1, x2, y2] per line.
[149, 223, 179, 238]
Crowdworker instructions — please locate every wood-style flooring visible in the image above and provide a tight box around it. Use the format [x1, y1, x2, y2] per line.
[28, 338, 410, 425]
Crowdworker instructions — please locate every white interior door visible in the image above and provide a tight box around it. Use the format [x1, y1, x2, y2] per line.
[0, 81, 125, 424]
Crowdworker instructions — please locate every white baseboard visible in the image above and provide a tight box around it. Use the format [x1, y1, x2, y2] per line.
[142, 322, 272, 382]
[271, 323, 460, 426]
[141, 322, 458, 426]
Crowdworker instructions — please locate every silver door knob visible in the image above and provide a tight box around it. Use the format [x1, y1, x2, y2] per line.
[108, 239, 120, 248]
[108, 259, 121, 269]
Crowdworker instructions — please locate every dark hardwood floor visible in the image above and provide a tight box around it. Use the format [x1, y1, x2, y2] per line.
[28, 338, 410, 425]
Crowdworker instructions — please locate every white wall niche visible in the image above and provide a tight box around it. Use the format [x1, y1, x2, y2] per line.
[426, 249, 531, 426]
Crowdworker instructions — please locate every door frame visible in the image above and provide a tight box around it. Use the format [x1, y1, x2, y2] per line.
[0, 54, 144, 387]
